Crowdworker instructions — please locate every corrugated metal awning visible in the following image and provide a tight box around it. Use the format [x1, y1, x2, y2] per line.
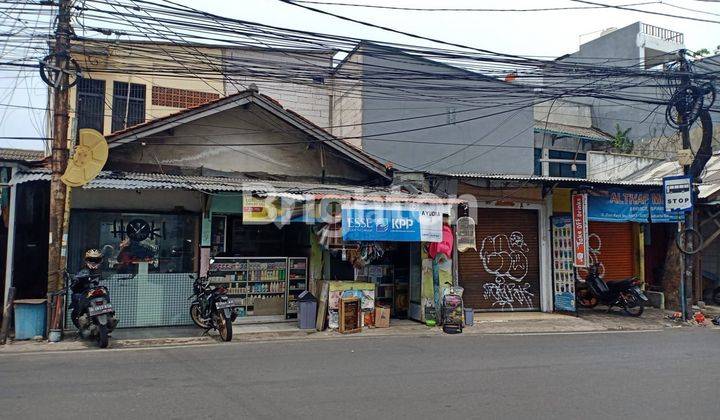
[11, 169, 463, 205]
[443, 173, 664, 187]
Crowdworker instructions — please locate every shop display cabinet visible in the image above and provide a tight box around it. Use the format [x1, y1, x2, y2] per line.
[208, 257, 291, 317]
[286, 257, 308, 319]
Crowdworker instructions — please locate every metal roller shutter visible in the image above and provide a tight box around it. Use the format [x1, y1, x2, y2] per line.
[580, 222, 635, 282]
[458, 208, 541, 311]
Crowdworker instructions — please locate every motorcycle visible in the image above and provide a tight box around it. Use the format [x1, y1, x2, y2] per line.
[189, 276, 238, 342]
[576, 263, 649, 317]
[66, 271, 118, 348]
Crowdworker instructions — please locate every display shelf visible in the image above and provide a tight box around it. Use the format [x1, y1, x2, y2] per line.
[285, 257, 308, 320]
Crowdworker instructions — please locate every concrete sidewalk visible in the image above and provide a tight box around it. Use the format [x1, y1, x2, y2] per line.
[0, 308, 710, 354]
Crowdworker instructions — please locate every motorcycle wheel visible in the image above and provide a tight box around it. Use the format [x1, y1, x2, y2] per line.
[97, 324, 109, 348]
[190, 304, 209, 329]
[623, 296, 644, 317]
[576, 289, 599, 308]
[216, 312, 233, 342]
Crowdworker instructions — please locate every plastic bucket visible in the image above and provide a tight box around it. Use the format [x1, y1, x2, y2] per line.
[48, 329, 62, 343]
[464, 308, 474, 326]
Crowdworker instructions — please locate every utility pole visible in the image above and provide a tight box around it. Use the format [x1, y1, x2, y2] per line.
[47, 0, 72, 294]
[677, 50, 693, 320]
[673, 49, 714, 320]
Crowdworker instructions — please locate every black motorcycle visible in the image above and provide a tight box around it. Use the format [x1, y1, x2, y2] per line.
[189, 276, 238, 342]
[66, 271, 118, 348]
[577, 263, 649, 317]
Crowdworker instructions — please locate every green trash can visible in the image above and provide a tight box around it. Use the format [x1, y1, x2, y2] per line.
[14, 299, 47, 340]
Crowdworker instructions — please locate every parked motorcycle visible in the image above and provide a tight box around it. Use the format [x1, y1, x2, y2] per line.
[66, 271, 118, 348]
[189, 276, 238, 342]
[576, 263, 649, 316]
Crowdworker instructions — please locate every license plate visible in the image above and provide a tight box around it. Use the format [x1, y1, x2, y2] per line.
[88, 303, 113, 316]
[216, 300, 237, 309]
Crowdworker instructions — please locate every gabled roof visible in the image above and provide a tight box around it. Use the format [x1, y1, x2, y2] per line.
[106, 89, 390, 179]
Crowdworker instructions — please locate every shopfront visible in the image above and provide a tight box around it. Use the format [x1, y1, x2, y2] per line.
[455, 181, 551, 313]
[66, 188, 204, 328]
[550, 186, 681, 312]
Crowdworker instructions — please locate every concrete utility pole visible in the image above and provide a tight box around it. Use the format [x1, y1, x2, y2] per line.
[674, 49, 714, 320]
[47, 0, 72, 294]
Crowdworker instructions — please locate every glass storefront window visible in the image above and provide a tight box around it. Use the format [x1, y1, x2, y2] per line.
[69, 211, 198, 275]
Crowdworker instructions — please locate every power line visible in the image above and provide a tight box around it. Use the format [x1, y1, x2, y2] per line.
[285, 0, 662, 12]
[568, 0, 720, 23]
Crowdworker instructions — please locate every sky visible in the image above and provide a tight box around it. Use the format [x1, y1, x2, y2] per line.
[1, 0, 719, 150]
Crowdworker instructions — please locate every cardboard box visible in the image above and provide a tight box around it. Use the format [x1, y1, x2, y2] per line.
[375, 306, 390, 328]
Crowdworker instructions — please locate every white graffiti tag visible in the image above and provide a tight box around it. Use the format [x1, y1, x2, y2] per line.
[482, 279, 535, 309]
[479, 231, 529, 281]
[577, 233, 605, 279]
[478, 231, 534, 309]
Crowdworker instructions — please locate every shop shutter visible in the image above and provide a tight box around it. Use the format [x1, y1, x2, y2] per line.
[581, 222, 635, 282]
[458, 208, 541, 311]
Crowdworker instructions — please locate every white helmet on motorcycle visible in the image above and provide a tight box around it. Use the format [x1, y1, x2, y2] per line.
[84, 249, 103, 269]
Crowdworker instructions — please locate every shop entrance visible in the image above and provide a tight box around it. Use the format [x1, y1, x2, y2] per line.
[328, 241, 414, 320]
[459, 208, 541, 311]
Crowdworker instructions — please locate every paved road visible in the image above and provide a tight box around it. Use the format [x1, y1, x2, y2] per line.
[1, 330, 718, 419]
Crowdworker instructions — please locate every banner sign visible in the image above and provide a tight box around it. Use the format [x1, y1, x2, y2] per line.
[342, 203, 444, 242]
[586, 189, 682, 223]
[663, 176, 693, 212]
[571, 194, 589, 268]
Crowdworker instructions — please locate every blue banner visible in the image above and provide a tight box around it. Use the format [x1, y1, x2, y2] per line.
[587, 189, 682, 223]
[341, 205, 442, 242]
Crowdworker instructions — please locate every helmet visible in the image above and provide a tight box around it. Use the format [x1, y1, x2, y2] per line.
[84, 249, 103, 268]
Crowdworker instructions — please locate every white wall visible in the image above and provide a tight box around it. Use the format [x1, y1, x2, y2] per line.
[223, 49, 333, 129]
[586, 151, 662, 180]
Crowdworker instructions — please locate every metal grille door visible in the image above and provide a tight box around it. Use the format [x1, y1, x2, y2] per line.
[459, 208, 541, 311]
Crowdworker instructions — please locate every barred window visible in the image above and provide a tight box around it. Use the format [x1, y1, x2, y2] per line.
[112, 81, 146, 132]
[76, 77, 105, 133]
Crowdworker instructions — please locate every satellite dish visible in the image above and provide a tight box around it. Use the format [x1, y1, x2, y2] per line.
[61, 128, 108, 187]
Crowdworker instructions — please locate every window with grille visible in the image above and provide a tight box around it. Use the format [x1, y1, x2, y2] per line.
[76, 77, 105, 133]
[112, 81, 146, 132]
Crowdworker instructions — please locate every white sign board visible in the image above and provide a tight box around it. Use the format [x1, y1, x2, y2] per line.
[663, 176, 693, 212]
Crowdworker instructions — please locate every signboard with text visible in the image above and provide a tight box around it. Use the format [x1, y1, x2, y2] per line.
[571, 194, 589, 268]
[341, 203, 444, 242]
[663, 175, 693, 213]
[586, 189, 682, 223]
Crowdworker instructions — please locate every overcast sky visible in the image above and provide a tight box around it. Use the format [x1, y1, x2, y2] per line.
[2, 0, 719, 150]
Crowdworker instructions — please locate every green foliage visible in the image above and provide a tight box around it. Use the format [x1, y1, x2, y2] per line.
[612, 124, 633, 153]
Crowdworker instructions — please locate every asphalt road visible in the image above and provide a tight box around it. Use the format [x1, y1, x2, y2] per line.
[1, 330, 719, 420]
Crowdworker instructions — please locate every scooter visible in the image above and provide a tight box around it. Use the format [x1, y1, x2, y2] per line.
[576, 263, 648, 317]
[189, 276, 239, 342]
[66, 271, 118, 348]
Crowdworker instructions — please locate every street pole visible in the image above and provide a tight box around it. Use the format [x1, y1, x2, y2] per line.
[676, 50, 693, 320]
[47, 0, 72, 295]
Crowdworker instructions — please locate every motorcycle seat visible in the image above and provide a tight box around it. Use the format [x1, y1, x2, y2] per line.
[607, 278, 637, 291]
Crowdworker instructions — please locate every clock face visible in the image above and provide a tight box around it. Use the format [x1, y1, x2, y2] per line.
[126, 219, 151, 242]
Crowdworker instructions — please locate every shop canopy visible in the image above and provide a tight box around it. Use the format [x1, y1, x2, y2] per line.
[10, 169, 464, 206]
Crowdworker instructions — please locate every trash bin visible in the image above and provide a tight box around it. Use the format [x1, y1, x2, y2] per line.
[14, 299, 47, 340]
[297, 291, 317, 330]
[464, 308, 474, 326]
